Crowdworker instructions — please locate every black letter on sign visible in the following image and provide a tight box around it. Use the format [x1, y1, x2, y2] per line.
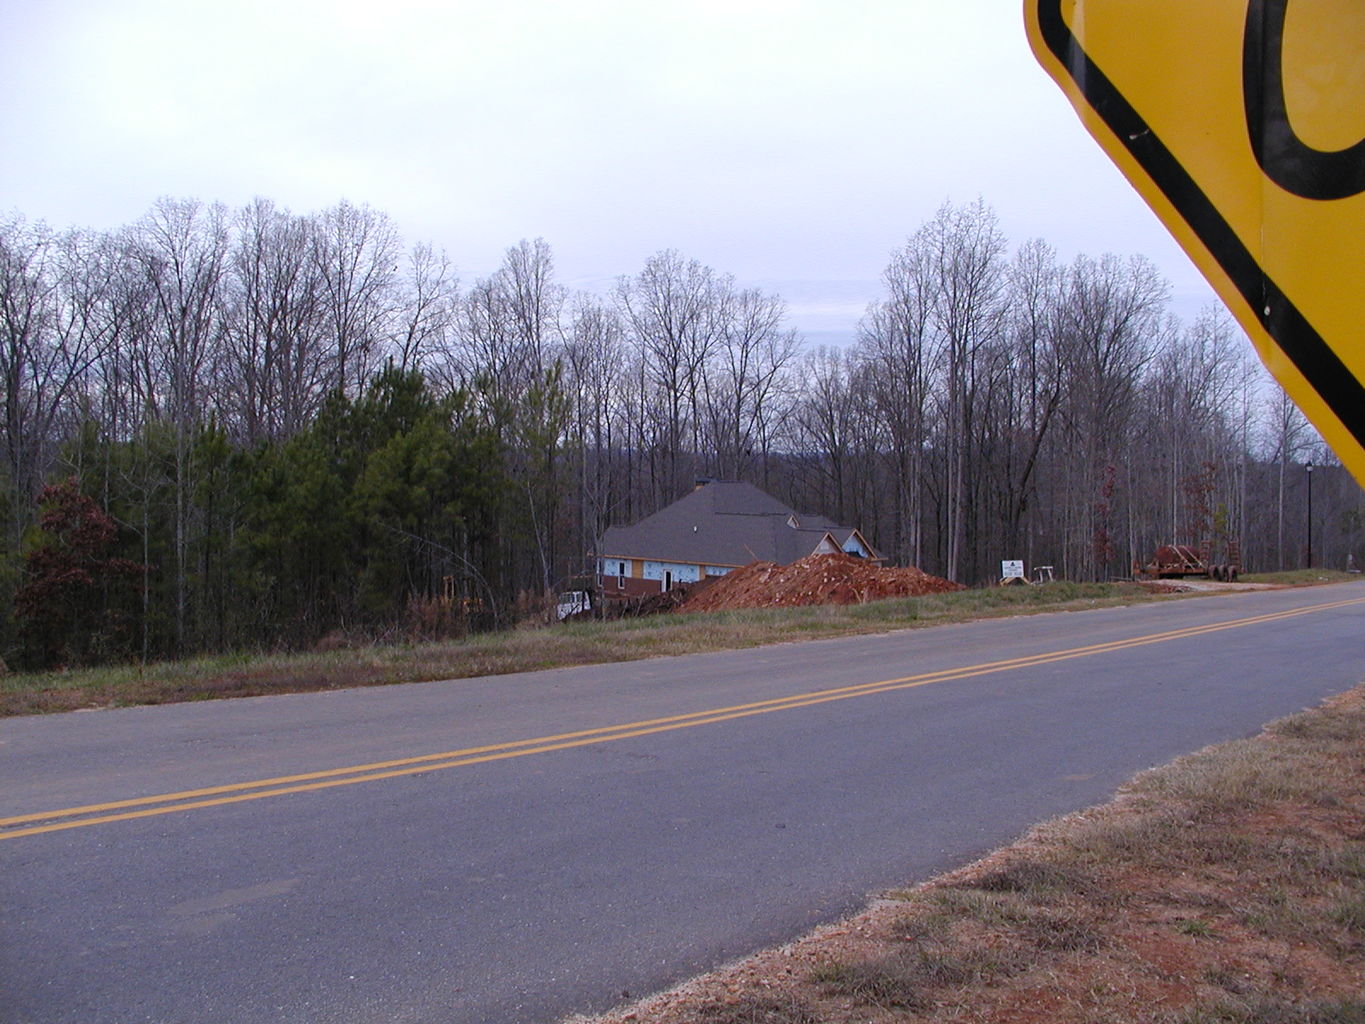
[1244, 0, 1365, 200]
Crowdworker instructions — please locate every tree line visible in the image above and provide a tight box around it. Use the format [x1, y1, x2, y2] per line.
[1, 196, 1359, 667]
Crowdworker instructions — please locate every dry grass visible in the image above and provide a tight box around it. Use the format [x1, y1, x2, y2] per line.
[566, 685, 1365, 1024]
[1239, 570, 1357, 586]
[685, 994, 823, 1024]
[2, 580, 1171, 716]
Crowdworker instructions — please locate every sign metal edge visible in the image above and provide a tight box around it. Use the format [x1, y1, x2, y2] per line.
[1024, 0, 1365, 482]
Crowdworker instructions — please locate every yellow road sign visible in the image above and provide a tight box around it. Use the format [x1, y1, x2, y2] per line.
[1025, 0, 1365, 485]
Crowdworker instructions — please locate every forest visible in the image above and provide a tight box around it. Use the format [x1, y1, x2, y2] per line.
[1, 195, 1360, 669]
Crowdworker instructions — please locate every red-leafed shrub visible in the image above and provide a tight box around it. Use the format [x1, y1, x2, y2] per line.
[14, 478, 144, 668]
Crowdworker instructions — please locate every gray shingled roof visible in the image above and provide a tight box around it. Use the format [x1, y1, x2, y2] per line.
[598, 481, 876, 567]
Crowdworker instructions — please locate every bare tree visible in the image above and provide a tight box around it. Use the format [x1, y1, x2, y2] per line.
[500, 238, 563, 378]
[792, 346, 862, 525]
[562, 295, 628, 555]
[313, 200, 400, 397]
[449, 240, 563, 414]
[1141, 307, 1241, 553]
[997, 238, 1066, 560]
[124, 197, 229, 649]
[0, 218, 115, 543]
[395, 242, 458, 376]
[221, 198, 331, 444]
[1054, 252, 1168, 578]
[616, 250, 719, 505]
[443, 240, 570, 598]
[1263, 382, 1312, 569]
[925, 199, 1009, 581]
[859, 228, 940, 568]
[701, 285, 800, 482]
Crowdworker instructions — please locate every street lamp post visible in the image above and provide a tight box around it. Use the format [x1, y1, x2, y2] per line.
[1306, 461, 1314, 569]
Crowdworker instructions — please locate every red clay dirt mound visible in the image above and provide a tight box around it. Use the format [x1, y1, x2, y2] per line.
[678, 552, 964, 613]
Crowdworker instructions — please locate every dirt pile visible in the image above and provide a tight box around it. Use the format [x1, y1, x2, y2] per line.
[679, 552, 963, 612]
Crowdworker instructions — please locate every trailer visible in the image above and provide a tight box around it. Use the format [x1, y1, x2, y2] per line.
[1137, 543, 1241, 582]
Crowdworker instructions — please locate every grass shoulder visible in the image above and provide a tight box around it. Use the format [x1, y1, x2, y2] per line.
[1239, 568, 1357, 586]
[0, 577, 1327, 718]
[0, 581, 1154, 716]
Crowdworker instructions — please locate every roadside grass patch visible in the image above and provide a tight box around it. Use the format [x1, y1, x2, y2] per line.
[689, 994, 822, 1024]
[1274, 707, 1365, 745]
[1024, 912, 1107, 953]
[1331, 893, 1365, 935]
[1130, 743, 1335, 807]
[954, 858, 1098, 900]
[1176, 998, 1365, 1024]
[810, 956, 929, 1010]
[2, 579, 1184, 716]
[1238, 570, 1355, 586]
[1329, 843, 1365, 880]
[812, 940, 1031, 1011]
[1175, 918, 1214, 937]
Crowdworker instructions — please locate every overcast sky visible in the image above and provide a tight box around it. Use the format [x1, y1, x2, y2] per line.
[1, 0, 1220, 347]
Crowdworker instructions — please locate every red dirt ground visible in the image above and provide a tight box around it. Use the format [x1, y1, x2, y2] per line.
[679, 553, 964, 613]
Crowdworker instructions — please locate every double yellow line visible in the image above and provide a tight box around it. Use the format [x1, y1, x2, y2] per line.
[4, 595, 1361, 842]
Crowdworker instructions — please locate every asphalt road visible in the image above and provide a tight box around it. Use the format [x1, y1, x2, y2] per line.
[4, 582, 1365, 1024]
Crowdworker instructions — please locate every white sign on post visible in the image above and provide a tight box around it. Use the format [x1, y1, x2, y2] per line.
[1001, 559, 1025, 580]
